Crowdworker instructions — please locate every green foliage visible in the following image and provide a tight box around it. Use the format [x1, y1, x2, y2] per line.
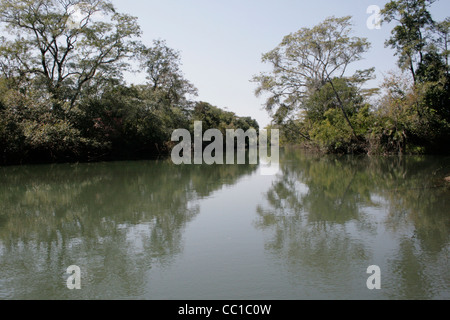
[368, 70, 450, 154]
[138, 40, 197, 112]
[0, 0, 142, 107]
[0, 85, 99, 162]
[192, 101, 259, 134]
[254, 10, 449, 155]
[381, 0, 436, 82]
[252, 16, 372, 118]
[304, 78, 365, 122]
[376, 0, 450, 153]
[252, 16, 379, 154]
[310, 104, 373, 153]
[302, 78, 373, 153]
[0, 1, 257, 165]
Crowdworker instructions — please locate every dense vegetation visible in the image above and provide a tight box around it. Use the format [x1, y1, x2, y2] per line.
[253, 0, 449, 155]
[0, 0, 258, 165]
[1, 0, 449, 166]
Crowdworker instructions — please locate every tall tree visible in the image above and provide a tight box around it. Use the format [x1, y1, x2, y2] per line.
[138, 40, 197, 112]
[0, 0, 141, 109]
[382, 0, 450, 142]
[434, 18, 450, 76]
[381, 0, 436, 83]
[252, 16, 373, 139]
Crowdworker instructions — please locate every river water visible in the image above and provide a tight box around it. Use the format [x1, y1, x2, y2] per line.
[0, 148, 449, 299]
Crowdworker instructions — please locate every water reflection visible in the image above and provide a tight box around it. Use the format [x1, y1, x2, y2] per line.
[0, 160, 257, 299]
[0, 149, 448, 300]
[255, 148, 450, 299]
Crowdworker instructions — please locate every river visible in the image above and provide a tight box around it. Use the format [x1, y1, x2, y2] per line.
[0, 147, 448, 299]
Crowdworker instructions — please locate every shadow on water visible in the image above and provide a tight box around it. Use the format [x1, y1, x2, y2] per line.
[255, 147, 450, 299]
[0, 160, 257, 299]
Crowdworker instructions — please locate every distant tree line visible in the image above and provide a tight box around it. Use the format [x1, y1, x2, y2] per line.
[253, 0, 449, 155]
[0, 0, 258, 165]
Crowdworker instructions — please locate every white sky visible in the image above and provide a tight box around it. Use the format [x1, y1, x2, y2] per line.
[113, 0, 450, 128]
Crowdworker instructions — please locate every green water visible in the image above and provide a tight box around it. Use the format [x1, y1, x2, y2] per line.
[0, 148, 449, 300]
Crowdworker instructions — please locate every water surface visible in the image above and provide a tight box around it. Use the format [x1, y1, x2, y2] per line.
[0, 148, 449, 299]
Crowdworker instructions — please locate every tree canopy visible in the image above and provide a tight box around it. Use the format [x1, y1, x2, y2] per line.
[0, 0, 141, 108]
[254, 7, 449, 154]
[1, 1, 449, 164]
[0, 0, 258, 165]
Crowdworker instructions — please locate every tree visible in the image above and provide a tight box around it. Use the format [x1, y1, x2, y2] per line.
[303, 77, 374, 153]
[0, 0, 141, 110]
[381, 1, 450, 151]
[303, 78, 364, 122]
[192, 101, 259, 134]
[138, 39, 197, 113]
[371, 71, 421, 154]
[434, 18, 450, 75]
[252, 16, 373, 139]
[381, 0, 436, 83]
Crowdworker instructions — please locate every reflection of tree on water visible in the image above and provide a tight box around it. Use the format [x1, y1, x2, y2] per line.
[255, 148, 450, 299]
[0, 161, 257, 299]
[255, 153, 372, 296]
[379, 158, 450, 299]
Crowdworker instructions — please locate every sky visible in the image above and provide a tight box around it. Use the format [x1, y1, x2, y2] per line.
[113, 0, 450, 128]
